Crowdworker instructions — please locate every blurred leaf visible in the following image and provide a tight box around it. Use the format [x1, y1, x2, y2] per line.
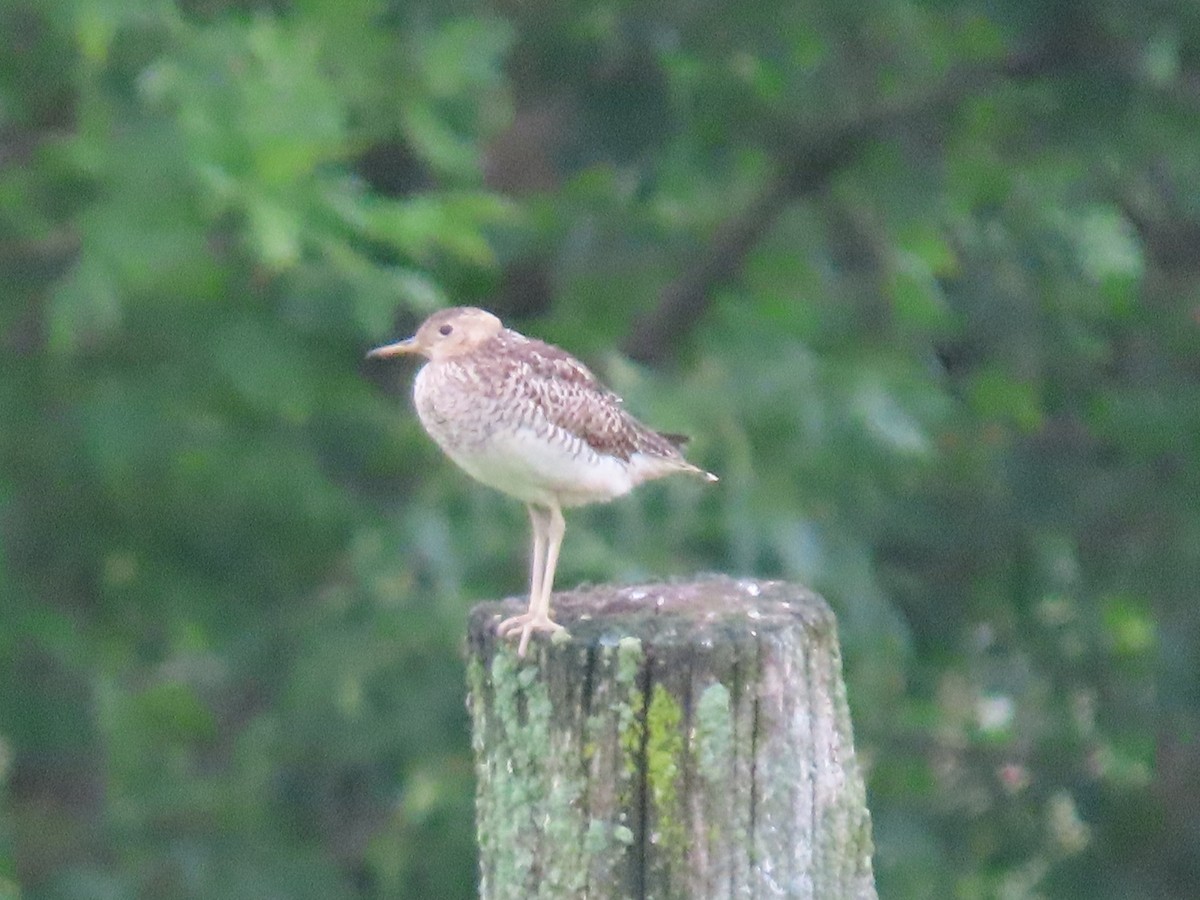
[416, 17, 514, 99]
[48, 254, 122, 350]
[890, 254, 951, 334]
[72, 0, 119, 64]
[852, 374, 935, 457]
[246, 196, 302, 269]
[129, 681, 218, 743]
[213, 318, 317, 420]
[1102, 595, 1155, 657]
[967, 368, 1044, 432]
[362, 192, 518, 266]
[1074, 206, 1143, 284]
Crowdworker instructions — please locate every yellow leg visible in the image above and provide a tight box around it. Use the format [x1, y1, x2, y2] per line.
[497, 502, 567, 656]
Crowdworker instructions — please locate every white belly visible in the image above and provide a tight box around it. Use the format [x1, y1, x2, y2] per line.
[446, 427, 637, 507]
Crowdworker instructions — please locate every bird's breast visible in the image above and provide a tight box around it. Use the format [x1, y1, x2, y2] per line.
[413, 361, 511, 450]
[411, 361, 637, 506]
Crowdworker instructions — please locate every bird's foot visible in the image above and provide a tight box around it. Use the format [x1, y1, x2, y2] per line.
[497, 612, 567, 658]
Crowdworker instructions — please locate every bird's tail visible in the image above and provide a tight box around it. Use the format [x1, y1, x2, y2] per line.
[653, 432, 717, 481]
[629, 452, 718, 485]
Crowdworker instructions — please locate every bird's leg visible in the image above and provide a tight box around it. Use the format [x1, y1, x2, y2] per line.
[497, 503, 567, 656]
[527, 504, 547, 619]
[536, 503, 565, 621]
[498, 505, 546, 631]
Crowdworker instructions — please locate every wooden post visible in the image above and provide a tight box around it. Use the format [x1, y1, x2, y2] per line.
[465, 576, 877, 900]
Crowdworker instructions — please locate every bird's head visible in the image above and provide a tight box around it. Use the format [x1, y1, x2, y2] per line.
[367, 307, 503, 362]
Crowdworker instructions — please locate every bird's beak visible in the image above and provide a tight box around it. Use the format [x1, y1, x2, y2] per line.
[366, 337, 419, 359]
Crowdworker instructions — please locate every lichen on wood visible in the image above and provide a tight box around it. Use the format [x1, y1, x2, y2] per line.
[466, 575, 877, 900]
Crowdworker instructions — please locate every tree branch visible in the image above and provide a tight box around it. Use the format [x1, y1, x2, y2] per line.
[621, 46, 1068, 364]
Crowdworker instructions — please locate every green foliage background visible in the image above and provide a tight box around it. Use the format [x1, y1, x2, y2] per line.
[2, 0, 1196, 897]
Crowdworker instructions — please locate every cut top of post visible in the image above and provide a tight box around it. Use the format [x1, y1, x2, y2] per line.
[468, 575, 838, 659]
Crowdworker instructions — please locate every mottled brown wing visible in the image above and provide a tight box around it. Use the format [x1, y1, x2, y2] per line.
[501, 334, 676, 461]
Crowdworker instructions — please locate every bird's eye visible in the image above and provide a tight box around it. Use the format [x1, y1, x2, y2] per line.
[438, 324, 453, 336]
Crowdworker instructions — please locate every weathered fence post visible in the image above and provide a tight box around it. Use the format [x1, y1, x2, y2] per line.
[465, 576, 877, 900]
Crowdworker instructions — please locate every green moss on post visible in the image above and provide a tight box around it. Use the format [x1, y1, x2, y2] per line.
[466, 576, 877, 900]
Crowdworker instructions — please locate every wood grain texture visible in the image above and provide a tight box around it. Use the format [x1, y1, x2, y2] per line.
[466, 576, 877, 900]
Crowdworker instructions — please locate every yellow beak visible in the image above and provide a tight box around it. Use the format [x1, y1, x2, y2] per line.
[366, 337, 419, 359]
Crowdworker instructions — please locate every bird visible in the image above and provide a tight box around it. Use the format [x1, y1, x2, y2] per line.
[368, 307, 717, 657]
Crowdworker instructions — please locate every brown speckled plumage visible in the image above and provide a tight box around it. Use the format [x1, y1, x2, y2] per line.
[487, 330, 682, 461]
[368, 306, 716, 655]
